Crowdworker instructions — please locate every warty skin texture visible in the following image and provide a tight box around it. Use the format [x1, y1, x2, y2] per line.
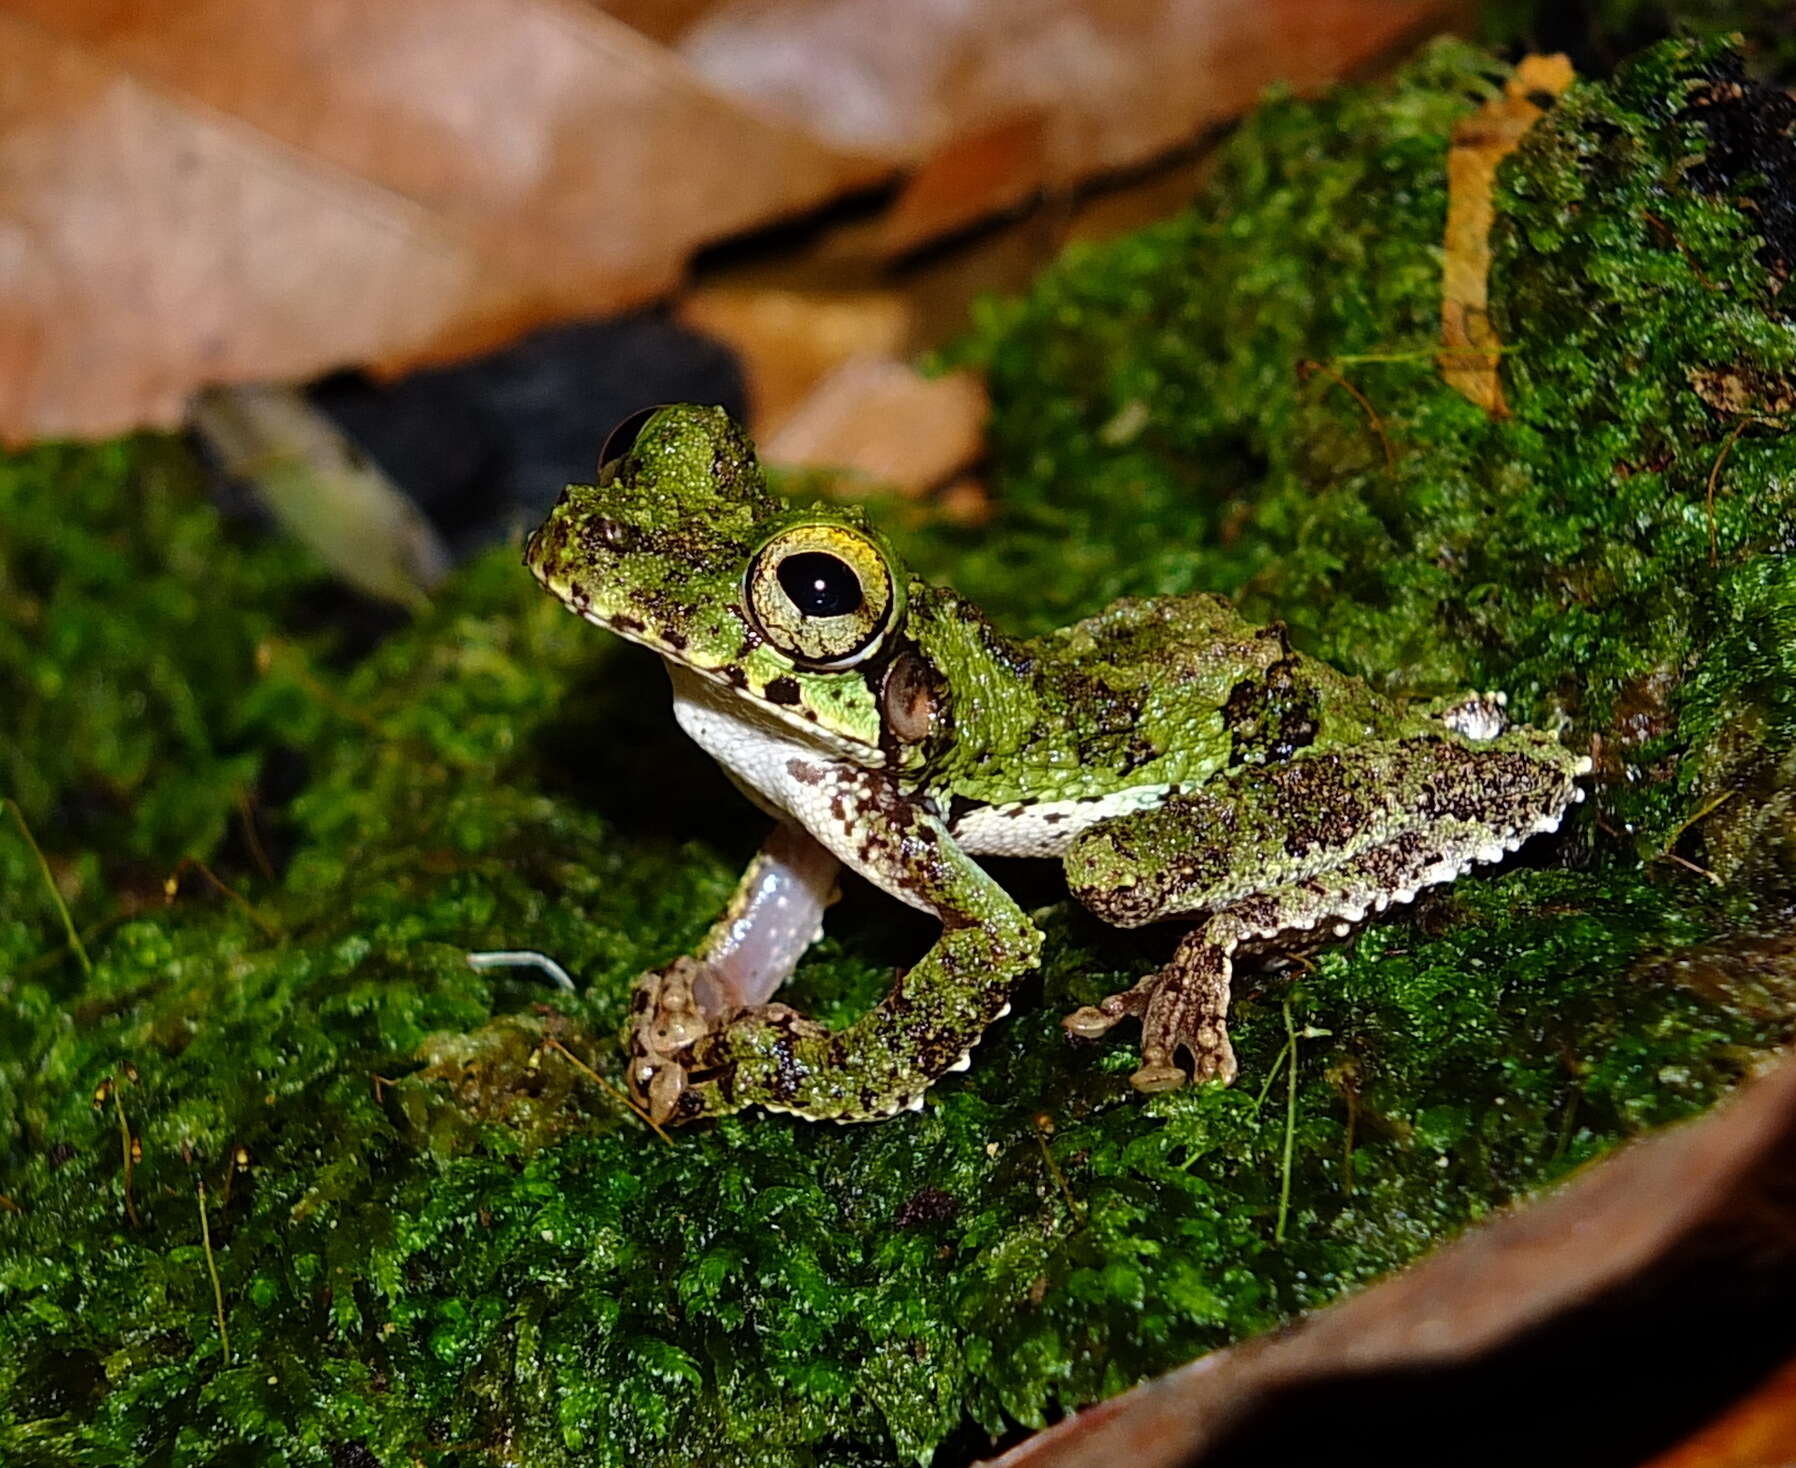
[527, 404, 1587, 1122]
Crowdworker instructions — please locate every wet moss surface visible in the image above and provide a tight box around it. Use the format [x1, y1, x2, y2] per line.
[5, 37, 1796, 1468]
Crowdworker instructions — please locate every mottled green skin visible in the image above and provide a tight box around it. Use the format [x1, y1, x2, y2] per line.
[527, 406, 1585, 1121]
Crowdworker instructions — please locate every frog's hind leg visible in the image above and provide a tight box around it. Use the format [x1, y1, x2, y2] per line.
[1064, 916, 1246, 1091]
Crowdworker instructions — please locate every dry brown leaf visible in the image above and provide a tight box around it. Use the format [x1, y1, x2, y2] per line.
[681, 0, 1460, 257]
[1642, 1356, 1796, 1468]
[0, 0, 881, 442]
[1439, 52, 1575, 416]
[984, 1050, 1796, 1468]
[762, 356, 986, 497]
[677, 286, 913, 435]
[1689, 365, 1796, 418]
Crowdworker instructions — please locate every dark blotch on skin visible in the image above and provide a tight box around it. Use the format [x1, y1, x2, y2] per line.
[1223, 657, 1320, 766]
[765, 676, 802, 705]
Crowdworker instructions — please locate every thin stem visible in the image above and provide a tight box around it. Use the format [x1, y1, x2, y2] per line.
[6, 797, 92, 978]
[114, 1085, 139, 1228]
[197, 1180, 231, 1364]
[543, 1038, 669, 1144]
[1276, 1001, 1299, 1246]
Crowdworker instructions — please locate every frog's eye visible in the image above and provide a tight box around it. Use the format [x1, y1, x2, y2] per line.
[745, 525, 899, 669]
[597, 405, 668, 484]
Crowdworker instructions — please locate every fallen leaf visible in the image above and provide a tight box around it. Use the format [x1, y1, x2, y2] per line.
[1641, 1355, 1796, 1468]
[0, 0, 881, 442]
[1, 0, 1466, 445]
[677, 287, 913, 435]
[1439, 52, 1575, 415]
[1689, 365, 1796, 418]
[191, 383, 449, 609]
[761, 356, 987, 497]
[984, 1049, 1796, 1468]
[680, 0, 1460, 254]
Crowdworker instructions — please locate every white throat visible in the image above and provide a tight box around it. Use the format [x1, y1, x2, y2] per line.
[667, 665, 873, 820]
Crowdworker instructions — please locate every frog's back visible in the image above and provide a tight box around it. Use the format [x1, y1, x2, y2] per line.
[1032, 594, 1276, 698]
[1030, 592, 1396, 788]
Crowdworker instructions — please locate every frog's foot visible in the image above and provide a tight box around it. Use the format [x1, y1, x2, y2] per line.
[626, 957, 719, 1124]
[1063, 927, 1237, 1093]
[626, 960, 831, 1125]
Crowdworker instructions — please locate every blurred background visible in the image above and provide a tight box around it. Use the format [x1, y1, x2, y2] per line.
[3, 0, 1785, 591]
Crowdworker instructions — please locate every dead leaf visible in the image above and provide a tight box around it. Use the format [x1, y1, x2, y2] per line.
[677, 287, 913, 435]
[1440, 52, 1575, 415]
[1690, 365, 1796, 418]
[680, 0, 1460, 254]
[1642, 1356, 1796, 1468]
[0, 0, 881, 442]
[761, 357, 986, 497]
[984, 1049, 1796, 1468]
[191, 383, 449, 609]
[2, 0, 1465, 445]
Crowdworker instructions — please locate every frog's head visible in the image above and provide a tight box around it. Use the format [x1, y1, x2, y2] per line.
[526, 404, 914, 761]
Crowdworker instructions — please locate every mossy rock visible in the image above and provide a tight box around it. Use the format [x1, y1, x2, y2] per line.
[5, 37, 1796, 1468]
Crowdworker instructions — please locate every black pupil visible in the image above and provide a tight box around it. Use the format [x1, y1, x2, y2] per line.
[778, 552, 863, 618]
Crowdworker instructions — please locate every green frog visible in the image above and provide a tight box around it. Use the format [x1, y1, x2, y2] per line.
[525, 405, 1590, 1125]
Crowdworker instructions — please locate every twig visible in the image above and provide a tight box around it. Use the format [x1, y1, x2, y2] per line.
[1660, 850, 1722, 885]
[6, 797, 92, 978]
[542, 1038, 670, 1144]
[1033, 1113, 1086, 1226]
[1662, 788, 1737, 850]
[466, 949, 575, 992]
[197, 1179, 231, 1364]
[233, 791, 277, 884]
[1706, 415, 1753, 566]
[165, 858, 281, 940]
[1298, 359, 1396, 470]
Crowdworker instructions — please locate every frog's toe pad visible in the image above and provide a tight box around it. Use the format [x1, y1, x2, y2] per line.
[1128, 1061, 1188, 1093]
[1062, 1003, 1125, 1039]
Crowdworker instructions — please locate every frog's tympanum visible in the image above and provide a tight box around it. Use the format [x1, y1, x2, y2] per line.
[526, 405, 1590, 1125]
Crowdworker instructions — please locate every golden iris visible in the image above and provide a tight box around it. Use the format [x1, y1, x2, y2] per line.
[745, 524, 899, 668]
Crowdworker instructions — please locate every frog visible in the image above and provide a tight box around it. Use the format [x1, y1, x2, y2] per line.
[524, 404, 1591, 1126]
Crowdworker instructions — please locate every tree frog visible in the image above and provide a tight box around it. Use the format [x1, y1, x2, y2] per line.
[526, 405, 1590, 1125]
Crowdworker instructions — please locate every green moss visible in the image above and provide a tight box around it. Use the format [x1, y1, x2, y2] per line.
[5, 36, 1796, 1467]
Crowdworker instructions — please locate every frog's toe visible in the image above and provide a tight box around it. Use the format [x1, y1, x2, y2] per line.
[1128, 1059, 1188, 1093]
[642, 1057, 687, 1124]
[1142, 993, 1237, 1089]
[1181, 1028, 1239, 1086]
[1063, 1002, 1126, 1039]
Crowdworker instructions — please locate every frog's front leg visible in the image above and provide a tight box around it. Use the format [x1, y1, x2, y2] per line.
[642, 764, 1042, 1125]
[629, 821, 841, 1120]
